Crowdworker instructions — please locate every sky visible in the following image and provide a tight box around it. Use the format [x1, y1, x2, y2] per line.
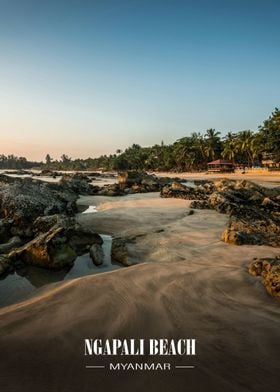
[0, 0, 279, 161]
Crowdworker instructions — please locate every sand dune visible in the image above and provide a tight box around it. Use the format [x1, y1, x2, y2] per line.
[0, 192, 279, 392]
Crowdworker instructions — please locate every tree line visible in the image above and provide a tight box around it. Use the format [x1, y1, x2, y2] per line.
[1, 107, 279, 172]
[0, 155, 40, 170]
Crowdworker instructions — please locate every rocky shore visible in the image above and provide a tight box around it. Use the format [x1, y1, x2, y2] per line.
[0, 172, 279, 392]
[0, 170, 279, 298]
[161, 178, 280, 247]
[161, 177, 280, 296]
[0, 173, 104, 276]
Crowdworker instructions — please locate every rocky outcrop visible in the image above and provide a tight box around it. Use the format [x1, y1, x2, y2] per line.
[60, 173, 95, 195]
[9, 221, 103, 270]
[115, 171, 183, 195]
[161, 178, 280, 247]
[248, 256, 280, 297]
[0, 236, 22, 254]
[189, 200, 210, 209]
[111, 238, 133, 266]
[0, 177, 78, 230]
[0, 174, 108, 276]
[160, 181, 213, 200]
[0, 255, 12, 276]
[209, 180, 280, 247]
[89, 243, 104, 266]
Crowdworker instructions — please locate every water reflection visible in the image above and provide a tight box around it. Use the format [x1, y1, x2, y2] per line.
[0, 235, 120, 308]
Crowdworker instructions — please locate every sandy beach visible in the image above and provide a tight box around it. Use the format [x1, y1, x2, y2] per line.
[0, 175, 279, 392]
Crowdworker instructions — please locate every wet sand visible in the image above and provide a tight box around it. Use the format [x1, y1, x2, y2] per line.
[0, 192, 279, 392]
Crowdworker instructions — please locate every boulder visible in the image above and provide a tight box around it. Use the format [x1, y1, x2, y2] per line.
[60, 174, 94, 194]
[0, 218, 13, 243]
[0, 236, 22, 254]
[0, 255, 12, 276]
[0, 178, 78, 231]
[9, 227, 77, 270]
[97, 184, 124, 196]
[248, 256, 280, 297]
[111, 238, 133, 266]
[9, 223, 103, 270]
[171, 181, 187, 191]
[89, 243, 104, 266]
[189, 200, 210, 209]
[118, 171, 144, 186]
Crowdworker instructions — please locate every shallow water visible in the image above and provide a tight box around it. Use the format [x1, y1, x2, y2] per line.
[82, 205, 97, 213]
[0, 234, 121, 307]
[182, 180, 196, 188]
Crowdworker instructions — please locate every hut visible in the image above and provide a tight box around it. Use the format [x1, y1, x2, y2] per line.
[207, 159, 235, 173]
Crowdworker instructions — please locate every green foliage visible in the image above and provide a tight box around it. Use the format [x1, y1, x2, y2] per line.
[258, 107, 280, 161]
[1, 108, 279, 172]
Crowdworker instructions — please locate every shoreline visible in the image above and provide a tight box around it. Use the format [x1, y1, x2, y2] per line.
[0, 174, 279, 391]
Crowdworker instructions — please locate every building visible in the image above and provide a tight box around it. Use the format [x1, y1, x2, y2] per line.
[261, 153, 280, 169]
[207, 159, 235, 173]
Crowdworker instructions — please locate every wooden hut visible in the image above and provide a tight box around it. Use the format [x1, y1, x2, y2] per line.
[207, 159, 235, 173]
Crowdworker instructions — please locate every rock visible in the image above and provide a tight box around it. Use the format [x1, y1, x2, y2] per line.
[68, 227, 103, 255]
[9, 222, 103, 270]
[89, 243, 104, 266]
[9, 227, 77, 270]
[161, 178, 280, 247]
[208, 180, 280, 247]
[97, 184, 124, 196]
[161, 182, 212, 200]
[0, 178, 78, 232]
[118, 171, 165, 193]
[32, 214, 72, 235]
[0, 218, 13, 243]
[0, 255, 12, 275]
[221, 227, 252, 245]
[248, 257, 280, 297]
[118, 171, 143, 186]
[39, 169, 58, 177]
[171, 181, 187, 191]
[60, 174, 94, 194]
[111, 238, 133, 266]
[189, 200, 210, 209]
[0, 236, 22, 254]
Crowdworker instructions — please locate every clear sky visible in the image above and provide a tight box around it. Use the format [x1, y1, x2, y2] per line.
[0, 0, 279, 160]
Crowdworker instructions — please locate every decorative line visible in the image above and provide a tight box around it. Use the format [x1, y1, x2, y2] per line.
[86, 365, 105, 369]
[175, 365, 195, 369]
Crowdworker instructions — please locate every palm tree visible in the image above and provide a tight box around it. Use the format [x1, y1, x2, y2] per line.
[204, 128, 221, 161]
[222, 132, 237, 162]
[235, 130, 256, 166]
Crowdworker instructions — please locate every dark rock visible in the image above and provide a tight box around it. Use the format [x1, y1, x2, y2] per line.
[0, 178, 77, 226]
[0, 255, 12, 276]
[9, 221, 103, 270]
[248, 256, 280, 297]
[118, 171, 144, 186]
[0, 236, 22, 254]
[68, 227, 103, 255]
[111, 238, 133, 266]
[209, 180, 280, 247]
[60, 174, 94, 194]
[32, 214, 72, 235]
[0, 218, 13, 243]
[189, 200, 210, 209]
[161, 182, 212, 200]
[97, 184, 124, 196]
[89, 243, 104, 266]
[9, 227, 77, 270]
